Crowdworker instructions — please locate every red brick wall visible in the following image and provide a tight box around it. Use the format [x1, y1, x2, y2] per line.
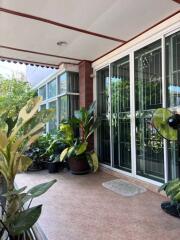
[79, 61, 94, 149]
[79, 61, 93, 108]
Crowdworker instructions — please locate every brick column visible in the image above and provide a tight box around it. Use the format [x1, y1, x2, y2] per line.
[79, 61, 93, 108]
[79, 61, 93, 150]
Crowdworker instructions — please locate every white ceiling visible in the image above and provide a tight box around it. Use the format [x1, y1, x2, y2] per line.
[0, 0, 179, 67]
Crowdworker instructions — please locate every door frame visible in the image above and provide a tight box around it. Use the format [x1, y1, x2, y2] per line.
[94, 23, 180, 186]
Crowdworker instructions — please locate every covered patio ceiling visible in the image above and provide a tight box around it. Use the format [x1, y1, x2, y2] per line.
[0, 0, 179, 68]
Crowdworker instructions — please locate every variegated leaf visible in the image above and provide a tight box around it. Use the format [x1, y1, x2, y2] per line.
[0, 131, 8, 149]
[17, 155, 32, 173]
[10, 96, 42, 138]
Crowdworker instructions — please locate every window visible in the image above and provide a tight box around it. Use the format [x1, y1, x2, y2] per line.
[135, 40, 164, 182]
[40, 104, 46, 110]
[48, 79, 56, 98]
[58, 73, 67, 94]
[39, 86, 46, 100]
[68, 95, 79, 118]
[40, 104, 47, 133]
[37, 70, 79, 134]
[97, 66, 110, 165]
[166, 30, 180, 180]
[59, 96, 68, 121]
[68, 72, 79, 92]
[111, 55, 131, 172]
[49, 101, 57, 134]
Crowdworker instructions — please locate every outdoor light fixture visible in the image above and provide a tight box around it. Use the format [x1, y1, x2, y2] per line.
[57, 41, 68, 46]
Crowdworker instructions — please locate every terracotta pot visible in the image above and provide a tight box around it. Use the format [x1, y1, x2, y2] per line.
[68, 154, 90, 175]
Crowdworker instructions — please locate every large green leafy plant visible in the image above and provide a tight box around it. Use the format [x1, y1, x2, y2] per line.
[0, 96, 56, 240]
[60, 102, 99, 172]
[159, 178, 180, 210]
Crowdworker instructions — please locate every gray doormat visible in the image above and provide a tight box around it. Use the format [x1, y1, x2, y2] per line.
[102, 179, 146, 197]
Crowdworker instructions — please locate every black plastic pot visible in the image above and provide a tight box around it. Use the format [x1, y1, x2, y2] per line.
[48, 161, 62, 173]
[161, 201, 180, 218]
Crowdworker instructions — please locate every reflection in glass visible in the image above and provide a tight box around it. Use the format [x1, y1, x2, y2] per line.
[59, 96, 68, 121]
[68, 72, 79, 92]
[40, 104, 46, 110]
[135, 40, 164, 182]
[166, 31, 180, 179]
[40, 104, 46, 133]
[39, 86, 46, 100]
[48, 79, 56, 98]
[68, 95, 79, 118]
[58, 73, 67, 94]
[97, 66, 110, 165]
[49, 101, 57, 134]
[111, 55, 131, 172]
[59, 95, 79, 122]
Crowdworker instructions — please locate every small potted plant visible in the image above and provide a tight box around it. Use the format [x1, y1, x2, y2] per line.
[24, 133, 53, 171]
[159, 178, 180, 218]
[59, 102, 99, 174]
[46, 141, 66, 173]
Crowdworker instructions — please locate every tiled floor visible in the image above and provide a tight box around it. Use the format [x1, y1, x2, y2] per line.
[16, 170, 180, 240]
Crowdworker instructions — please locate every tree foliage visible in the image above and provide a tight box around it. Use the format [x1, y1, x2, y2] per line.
[0, 75, 36, 134]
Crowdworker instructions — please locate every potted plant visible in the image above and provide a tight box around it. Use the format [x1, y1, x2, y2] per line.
[159, 178, 180, 218]
[43, 132, 66, 173]
[47, 141, 66, 173]
[0, 96, 56, 240]
[59, 102, 99, 174]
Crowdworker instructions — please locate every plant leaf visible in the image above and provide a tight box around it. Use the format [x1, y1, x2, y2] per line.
[9, 205, 42, 236]
[75, 142, 87, 156]
[27, 179, 57, 198]
[158, 183, 168, 192]
[87, 101, 96, 115]
[174, 191, 180, 202]
[26, 132, 42, 147]
[67, 146, 75, 158]
[60, 147, 69, 161]
[17, 155, 32, 173]
[2, 186, 27, 197]
[10, 96, 42, 138]
[89, 152, 99, 172]
[0, 131, 8, 148]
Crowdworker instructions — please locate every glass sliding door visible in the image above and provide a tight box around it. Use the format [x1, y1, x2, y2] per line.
[135, 40, 164, 182]
[166, 30, 180, 180]
[111, 56, 131, 172]
[97, 66, 111, 165]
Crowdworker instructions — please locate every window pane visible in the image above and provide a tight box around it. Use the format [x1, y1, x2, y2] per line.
[40, 104, 46, 110]
[135, 40, 164, 182]
[48, 79, 56, 98]
[58, 73, 67, 94]
[68, 95, 79, 118]
[40, 104, 46, 133]
[111, 55, 131, 172]
[59, 96, 68, 121]
[68, 72, 79, 92]
[166, 30, 180, 180]
[97, 66, 110, 165]
[49, 101, 57, 134]
[39, 86, 46, 100]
